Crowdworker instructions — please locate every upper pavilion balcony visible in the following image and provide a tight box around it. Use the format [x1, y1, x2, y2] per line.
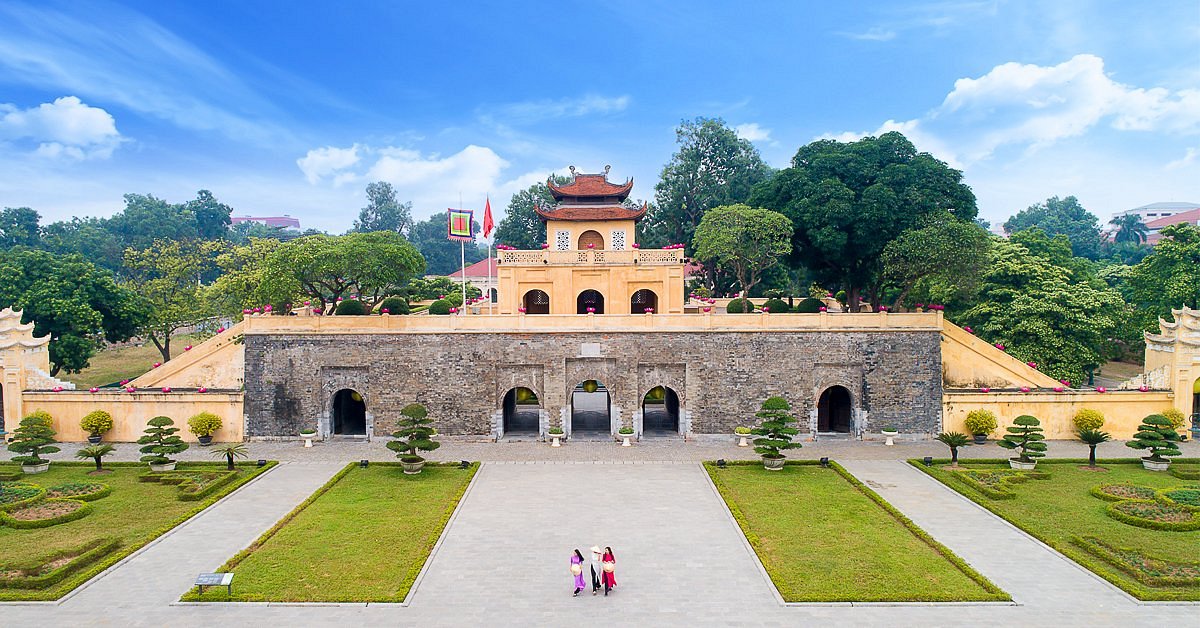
[496, 247, 685, 267]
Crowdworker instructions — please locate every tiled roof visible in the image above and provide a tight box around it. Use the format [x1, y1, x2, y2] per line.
[548, 174, 634, 200]
[535, 203, 647, 222]
[447, 257, 497, 278]
[1145, 207, 1200, 229]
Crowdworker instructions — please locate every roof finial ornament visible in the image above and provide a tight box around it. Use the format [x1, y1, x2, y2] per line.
[569, 165, 576, 176]
[604, 165, 611, 177]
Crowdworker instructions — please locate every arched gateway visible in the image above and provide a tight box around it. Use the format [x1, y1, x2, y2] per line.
[642, 386, 680, 435]
[502, 387, 540, 435]
[571, 380, 611, 434]
[817, 386, 853, 433]
[332, 389, 366, 435]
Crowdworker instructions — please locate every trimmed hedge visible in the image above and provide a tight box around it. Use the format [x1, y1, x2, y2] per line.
[378, 296, 410, 315]
[1171, 466, 1200, 480]
[0, 499, 92, 529]
[0, 483, 47, 512]
[1073, 536, 1200, 588]
[761, 298, 789, 313]
[335, 299, 369, 315]
[0, 537, 121, 590]
[46, 481, 112, 502]
[428, 299, 451, 315]
[140, 469, 240, 501]
[948, 468, 1049, 500]
[793, 297, 824, 313]
[1105, 499, 1200, 531]
[1090, 483, 1156, 502]
[725, 298, 754, 313]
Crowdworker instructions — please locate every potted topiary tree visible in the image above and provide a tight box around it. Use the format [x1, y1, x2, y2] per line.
[137, 416, 189, 471]
[997, 415, 1047, 470]
[76, 443, 115, 474]
[934, 431, 971, 467]
[186, 412, 223, 446]
[751, 396, 802, 470]
[617, 426, 635, 447]
[386, 403, 440, 474]
[80, 410, 114, 444]
[734, 426, 753, 447]
[547, 425, 565, 447]
[963, 409, 998, 445]
[1077, 428, 1111, 469]
[299, 427, 318, 447]
[1126, 414, 1182, 471]
[210, 443, 248, 471]
[8, 411, 60, 474]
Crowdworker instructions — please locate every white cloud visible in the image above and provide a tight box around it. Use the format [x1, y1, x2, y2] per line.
[1166, 147, 1199, 170]
[0, 96, 122, 159]
[840, 27, 897, 41]
[481, 94, 631, 125]
[296, 145, 362, 184]
[734, 123, 772, 142]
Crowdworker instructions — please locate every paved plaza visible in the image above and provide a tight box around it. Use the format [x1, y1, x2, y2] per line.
[3, 440, 1198, 626]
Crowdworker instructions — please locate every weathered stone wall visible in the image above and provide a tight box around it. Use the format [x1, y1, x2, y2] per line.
[243, 330, 942, 437]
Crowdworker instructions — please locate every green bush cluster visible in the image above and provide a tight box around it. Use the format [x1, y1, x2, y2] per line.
[761, 298, 789, 313]
[963, 409, 998, 436]
[335, 299, 369, 315]
[8, 412, 60, 466]
[79, 410, 114, 437]
[428, 299, 451, 315]
[378, 296, 410, 315]
[725, 298, 754, 313]
[1072, 408, 1105, 431]
[186, 412, 223, 437]
[793, 297, 824, 313]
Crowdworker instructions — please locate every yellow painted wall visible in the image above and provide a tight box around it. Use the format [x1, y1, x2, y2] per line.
[21, 391, 244, 443]
[129, 322, 245, 389]
[498, 262, 684, 315]
[941, 320, 1062, 388]
[943, 391, 1175, 440]
[544, 219, 639, 250]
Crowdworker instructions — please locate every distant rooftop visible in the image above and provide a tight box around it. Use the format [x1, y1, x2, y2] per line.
[231, 215, 302, 229]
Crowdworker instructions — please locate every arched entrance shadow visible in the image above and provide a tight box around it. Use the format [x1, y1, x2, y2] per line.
[332, 389, 366, 435]
[642, 386, 680, 436]
[502, 387, 540, 435]
[578, 230, 604, 250]
[817, 386, 853, 433]
[571, 380, 610, 435]
[577, 290, 605, 314]
[523, 289, 549, 314]
[631, 289, 658, 314]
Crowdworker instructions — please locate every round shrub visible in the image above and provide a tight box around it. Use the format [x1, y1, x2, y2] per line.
[963, 409, 998, 436]
[794, 297, 824, 313]
[1073, 408, 1105, 432]
[335, 299, 369, 315]
[1162, 408, 1186, 430]
[428, 299, 451, 315]
[725, 298, 754, 313]
[835, 290, 846, 302]
[762, 298, 789, 313]
[186, 412, 223, 437]
[378, 296, 410, 315]
[80, 410, 114, 436]
[445, 292, 464, 308]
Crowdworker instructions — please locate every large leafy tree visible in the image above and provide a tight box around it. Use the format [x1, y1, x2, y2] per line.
[0, 249, 148, 375]
[643, 118, 772, 252]
[353, 182, 413, 235]
[185, 189, 233, 240]
[261, 232, 426, 311]
[408, 214, 485, 275]
[956, 238, 1127, 383]
[1127, 223, 1200, 329]
[692, 204, 792, 299]
[0, 207, 41, 249]
[493, 176, 569, 250]
[1003, 196, 1102, 260]
[205, 237, 291, 317]
[882, 216, 992, 308]
[41, 217, 126, 273]
[123, 239, 223, 363]
[749, 132, 977, 311]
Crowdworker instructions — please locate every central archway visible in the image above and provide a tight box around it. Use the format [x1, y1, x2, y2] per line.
[631, 289, 658, 314]
[523, 289, 549, 314]
[332, 389, 366, 435]
[571, 379, 610, 434]
[577, 289, 605, 314]
[578, 230, 604, 250]
[817, 386, 852, 433]
[502, 387, 540, 435]
[642, 386, 680, 436]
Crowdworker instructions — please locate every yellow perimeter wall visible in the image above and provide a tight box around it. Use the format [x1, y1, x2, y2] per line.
[943, 391, 1175, 440]
[21, 391, 244, 443]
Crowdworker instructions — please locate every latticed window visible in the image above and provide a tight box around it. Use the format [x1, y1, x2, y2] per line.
[610, 229, 626, 250]
[555, 230, 571, 251]
[523, 289, 550, 314]
[631, 289, 658, 313]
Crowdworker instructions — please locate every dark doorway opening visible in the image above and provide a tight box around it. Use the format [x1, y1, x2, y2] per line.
[817, 386, 852, 433]
[631, 289, 658, 314]
[503, 387, 540, 435]
[577, 290, 605, 314]
[571, 380, 610, 433]
[523, 289, 549, 314]
[332, 389, 366, 435]
[489, 288, 497, 303]
[642, 386, 680, 436]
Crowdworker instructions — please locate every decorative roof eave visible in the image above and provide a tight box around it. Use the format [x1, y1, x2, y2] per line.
[534, 202, 648, 223]
[547, 167, 634, 200]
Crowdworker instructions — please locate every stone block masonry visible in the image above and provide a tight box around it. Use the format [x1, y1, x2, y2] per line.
[243, 330, 943, 438]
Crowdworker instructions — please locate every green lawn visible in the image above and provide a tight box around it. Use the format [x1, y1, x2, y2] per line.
[0, 461, 274, 600]
[705, 461, 1008, 602]
[62, 334, 202, 389]
[186, 462, 477, 602]
[913, 458, 1200, 600]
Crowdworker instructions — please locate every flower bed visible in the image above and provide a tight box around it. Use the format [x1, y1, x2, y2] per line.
[0, 499, 91, 529]
[1091, 484, 1157, 502]
[1073, 536, 1200, 587]
[45, 482, 111, 502]
[1158, 487, 1200, 509]
[1107, 500, 1200, 531]
[0, 483, 46, 512]
[949, 468, 1049, 500]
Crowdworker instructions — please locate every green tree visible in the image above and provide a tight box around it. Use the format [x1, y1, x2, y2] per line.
[137, 416, 188, 465]
[997, 415, 1047, 464]
[8, 412, 60, 466]
[409, 214, 485, 275]
[749, 132, 976, 311]
[1003, 196, 1102, 260]
[934, 432, 971, 466]
[110, 193, 199, 251]
[692, 204, 792, 300]
[1108, 213, 1149, 245]
[1127, 224, 1200, 330]
[123, 239, 223, 363]
[228, 220, 296, 244]
[386, 403, 441, 466]
[353, 182, 413, 235]
[750, 396, 802, 461]
[1125, 414, 1181, 462]
[205, 237, 292, 317]
[0, 207, 41, 249]
[186, 189, 233, 240]
[76, 443, 116, 473]
[643, 118, 773, 253]
[0, 249, 148, 374]
[260, 232, 425, 311]
[882, 216, 991, 308]
[40, 217, 125, 273]
[493, 177, 568, 250]
[1076, 428, 1111, 468]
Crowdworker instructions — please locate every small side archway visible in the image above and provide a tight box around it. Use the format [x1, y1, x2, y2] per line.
[577, 289, 605, 314]
[631, 289, 658, 314]
[817, 386, 853, 433]
[642, 386, 680, 436]
[578, 230, 604, 250]
[332, 389, 366, 435]
[571, 379, 611, 433]
[523, 289, 550, 314]
[502, 387, 540, 435]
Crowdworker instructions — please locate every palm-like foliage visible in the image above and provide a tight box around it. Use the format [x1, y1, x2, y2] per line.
[76, 443, 115, 472]
[1109, 214, 1148, 244]
[1076, 428, 1111, 468]
[210, 443, 248, 470]
[934, 431, 971, 466]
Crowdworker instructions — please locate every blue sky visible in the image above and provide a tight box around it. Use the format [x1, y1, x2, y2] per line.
[1, 0, 1198, 232]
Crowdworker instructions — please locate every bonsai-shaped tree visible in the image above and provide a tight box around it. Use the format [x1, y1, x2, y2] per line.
[76, 443, 116, 473]
[1125, 414, 1182, 462]
[996, 415, 1047, 464]
[934, 431, 971, 467]
[8, 411, 61, 466]
[750, 396, 802, 461]
[386, 403, 441, 464]
[210, 443, 248, 470]
[80, 410, 114, 441]
[1077, 428, 1111, 468]
[137, 415, 189, 466]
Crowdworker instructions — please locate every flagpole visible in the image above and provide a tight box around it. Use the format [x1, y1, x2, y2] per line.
[486, 194, 493, 315]
[459, 193, 467, 310]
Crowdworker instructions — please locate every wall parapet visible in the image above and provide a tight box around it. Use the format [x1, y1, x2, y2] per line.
[498, 248, 684, 266]
[943, 390, 1174, 440]
[20, 390, 245, 442]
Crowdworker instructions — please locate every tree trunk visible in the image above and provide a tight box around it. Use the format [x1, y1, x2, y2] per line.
[951, 448, 959, 465]
[94, 457, 103, 472]
[226, 454, 234, 471]
[150, 333, 171, 363]
[847, 286, 861, 312]
[1088, 445, 1097, 467]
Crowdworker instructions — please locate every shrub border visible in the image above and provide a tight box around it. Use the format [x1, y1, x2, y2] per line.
[0, 483, 47, 512]
[1157, 487, 1200, 511]
[1170, 466, 1200, 480]
[0, 537, 121, 590]
[46, 482, 112, 502]
[704, 459, 1009, 602]
[1072, 536, 1200, 588]
[1105, 499, 1200, 532]
[140, 469, 240, 501]
[0, 498, 91, 529]
[1090, 483, 1156, 502]
[180, 461, 479, 603]
[909, 457, 1200, 601]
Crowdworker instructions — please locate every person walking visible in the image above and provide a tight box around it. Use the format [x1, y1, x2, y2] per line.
[570, 549, 586, 597]
[600, 546, 616, 596]
[589, 546, 603, 595]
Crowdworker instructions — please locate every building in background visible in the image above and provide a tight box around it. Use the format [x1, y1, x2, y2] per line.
[231, 215, 302, 230]
[1113, 201, 1200, 223]
[1145, 207, 1200, 244]
[447, 257, 498, 302]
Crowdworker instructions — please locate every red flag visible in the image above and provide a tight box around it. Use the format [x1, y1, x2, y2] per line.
[482, 196, 494, 239]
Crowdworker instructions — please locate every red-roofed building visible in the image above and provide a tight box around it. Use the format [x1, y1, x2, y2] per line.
[1145, 208, 1200, 244]
[447, 257, 499, 302]
[231, 215, 302, 230]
